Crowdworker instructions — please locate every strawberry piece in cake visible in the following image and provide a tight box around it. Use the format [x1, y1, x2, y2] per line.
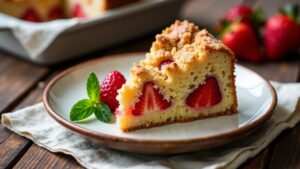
[131, 81, 171, 116]
[185, 76, 222, 108]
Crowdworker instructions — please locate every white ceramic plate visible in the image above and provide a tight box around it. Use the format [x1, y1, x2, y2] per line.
[43, 53, 277, 154]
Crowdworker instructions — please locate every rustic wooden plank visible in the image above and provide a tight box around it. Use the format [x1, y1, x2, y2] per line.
[241, 61, 299, 83]
[0, 53, 49, 114]
[13, 144, 83, 169]
[0, 77, 52, 169]
[0, 124, 11, 144]
[239, 149, 270, 169]
[0, 53, 49, 166]
[268, 124, 300, 169]
[0, 131, 31, 169]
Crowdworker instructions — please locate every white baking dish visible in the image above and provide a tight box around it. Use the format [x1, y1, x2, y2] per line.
[0, 0, 184, 64]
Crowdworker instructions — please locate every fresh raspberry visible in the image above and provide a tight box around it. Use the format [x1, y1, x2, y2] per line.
[100, 71, 126, 111]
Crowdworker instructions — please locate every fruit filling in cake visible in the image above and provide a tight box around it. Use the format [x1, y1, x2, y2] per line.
[0, 0, 63, 22]
[0, 0, 140, 22]
[65, 0, 140, 18]
[116, 20, 238, 132]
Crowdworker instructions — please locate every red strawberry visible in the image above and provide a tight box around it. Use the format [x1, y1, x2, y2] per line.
[186, 76, 222, 109]
[100, 71, 126, 111]
[48, 7, 63, 20]
[132, 81, 171, 116]
[225, 5, 253, 24]
[159, 59, 173, 70]
[263, 4, 300, 60]
[72, 4, 86, 18]
[221, 22, 262, 62]
[21, 8, 41, 22]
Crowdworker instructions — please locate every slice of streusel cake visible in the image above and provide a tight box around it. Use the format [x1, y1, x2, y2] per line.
[116, 20, 238, 132]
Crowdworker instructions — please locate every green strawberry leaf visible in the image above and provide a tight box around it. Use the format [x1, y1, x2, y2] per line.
[251, 7, 265, 26]
[281, 4, 299, 20]
[94, 102, 112, 123]
[70, 99, 95, 121]
[216, 19, 231, 38]
[87, 72, 100, 102]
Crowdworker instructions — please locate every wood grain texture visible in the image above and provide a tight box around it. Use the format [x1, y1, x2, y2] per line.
[239, 149, 270, 169]
[268, 125, 300, 169]
[0, 132, 31, 169]
[13, 144, 83, 169]
[0, 79, 49, 169]
[0, 54, 49, 114]
[241, 61, 299, 83]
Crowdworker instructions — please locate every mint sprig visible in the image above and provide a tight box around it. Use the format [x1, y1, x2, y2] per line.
[70, 72, 112, 123]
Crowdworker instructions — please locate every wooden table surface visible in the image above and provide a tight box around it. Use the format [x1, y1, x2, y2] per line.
[0, 0, 300, 168]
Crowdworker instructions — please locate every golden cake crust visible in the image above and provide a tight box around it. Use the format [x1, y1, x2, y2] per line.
[130, 20, 235, 81]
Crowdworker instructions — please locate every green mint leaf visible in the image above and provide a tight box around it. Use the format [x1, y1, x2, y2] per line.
[94, 102, 112, 123]
[70, 99, 95, 121]
[87, 72, 100, 102]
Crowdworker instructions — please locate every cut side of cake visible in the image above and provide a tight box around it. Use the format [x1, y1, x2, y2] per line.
[65, 0, 140, 18]
[116, 20, 238, 132]
[0, 0, 63, 22]
[0, 0, 140, 22]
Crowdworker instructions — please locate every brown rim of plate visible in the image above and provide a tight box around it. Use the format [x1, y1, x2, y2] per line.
[43, 52, 277, 144]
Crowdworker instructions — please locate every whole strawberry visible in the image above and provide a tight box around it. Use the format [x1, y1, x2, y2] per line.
[100, 71, 126, 111]
[221, 22, 262, 62]
[264, 4, 300, 60]
[224, 5, 264, 29]
[225, 5, 253, 24]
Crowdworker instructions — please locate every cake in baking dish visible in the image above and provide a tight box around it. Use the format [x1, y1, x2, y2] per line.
[0, 0, 63, 22]
[116, 20, 238, 132]
[65, 0, 139, 18]
[0, 0, 139, 22]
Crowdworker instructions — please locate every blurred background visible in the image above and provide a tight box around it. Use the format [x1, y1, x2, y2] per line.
[183, 0, 300, 29]
[0, 0, 299, 65]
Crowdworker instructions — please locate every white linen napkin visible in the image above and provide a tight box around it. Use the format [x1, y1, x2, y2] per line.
[0, 14, 79, 59]
[2, 81, 300, 169]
